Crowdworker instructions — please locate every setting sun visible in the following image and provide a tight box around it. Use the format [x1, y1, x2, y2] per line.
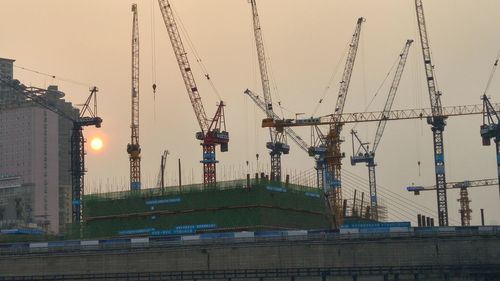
[90, 137, 103, 151]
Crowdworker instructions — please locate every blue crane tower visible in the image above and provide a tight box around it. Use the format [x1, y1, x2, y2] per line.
[350, 40, 413, 221]
[415, 0, 449, 226]
[248, 0, 289, 182]
[480, 52, 500, 196]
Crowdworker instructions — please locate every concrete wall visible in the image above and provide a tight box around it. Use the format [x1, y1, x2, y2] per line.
[0, 234, 498, 280]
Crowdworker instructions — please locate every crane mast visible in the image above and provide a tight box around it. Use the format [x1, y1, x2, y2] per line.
[415, 0, 448, 226]
[158, 0, 228, 184]
[127, 3, 141, 190]
[350, 39, 413, 220]
[326, 17, 364, 228]
[250, 0, 272, 116]
[249, 0, 289, 181]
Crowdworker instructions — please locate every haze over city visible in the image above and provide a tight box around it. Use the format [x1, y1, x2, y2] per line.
[1, 0, 499, 226]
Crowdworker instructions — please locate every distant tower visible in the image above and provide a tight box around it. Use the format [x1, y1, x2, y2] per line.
[0, 58, 24, 106]
[0, 57, 14, 80]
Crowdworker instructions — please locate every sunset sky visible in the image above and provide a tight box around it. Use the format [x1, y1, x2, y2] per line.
[1, 0, 499, 225]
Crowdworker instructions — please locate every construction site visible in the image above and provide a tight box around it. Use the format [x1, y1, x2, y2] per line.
[0, 0, 500, 280]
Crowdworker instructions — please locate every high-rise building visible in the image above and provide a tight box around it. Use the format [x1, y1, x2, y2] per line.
[0, 57, 78, 234]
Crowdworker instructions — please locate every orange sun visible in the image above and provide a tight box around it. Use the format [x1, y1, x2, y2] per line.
[90, 137, 103, 151]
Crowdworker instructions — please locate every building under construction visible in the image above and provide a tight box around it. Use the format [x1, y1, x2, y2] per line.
[69, 178, 332, 239]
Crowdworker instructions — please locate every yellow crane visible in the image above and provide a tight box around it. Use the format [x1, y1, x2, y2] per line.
[127, 4, 141, 190]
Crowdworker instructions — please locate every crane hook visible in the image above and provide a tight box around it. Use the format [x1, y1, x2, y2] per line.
[152, 83, 157, 94]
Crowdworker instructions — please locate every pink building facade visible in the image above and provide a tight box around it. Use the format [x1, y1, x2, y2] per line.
[0, 106, 60, 233]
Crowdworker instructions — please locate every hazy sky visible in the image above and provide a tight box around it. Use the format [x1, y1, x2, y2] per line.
[1, 0, 499, 225]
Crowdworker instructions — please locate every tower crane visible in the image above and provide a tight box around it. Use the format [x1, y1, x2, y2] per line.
[127, 3, 141, 190]
[350, 39, 413, 220]
[246, 16, 364, 195]
[481, 95, 500, 196]
[0, 77, 102, 223]
[248, 0, 289, 182]
[415, 0, 449, 226]
[263, 102, 500, 226]
[245, 89, 332, 190]
[325, 17, 364, 228]
[157, 0, 229, 184]
[244, 90, 309, 155]
[407, 178, 497, 226]
[480, 53, 500, 196]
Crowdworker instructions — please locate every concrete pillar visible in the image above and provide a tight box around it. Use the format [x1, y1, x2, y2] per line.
[417, 214, 422, 227]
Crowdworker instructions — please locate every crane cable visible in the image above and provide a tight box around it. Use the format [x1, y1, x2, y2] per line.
[266, 54, 285, 118]
[351, 53, 399, 132]
[151, 0, 158, 116]
[171, 5, 222, 101]
[310, 43, 349, 117]
[13, 65, 92, 88]
[483, 48, 500, 96]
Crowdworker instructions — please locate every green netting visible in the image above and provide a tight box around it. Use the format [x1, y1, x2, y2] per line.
[67, 179, 330, 239]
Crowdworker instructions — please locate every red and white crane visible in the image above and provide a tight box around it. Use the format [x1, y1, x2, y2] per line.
[157, 0, 228, 184]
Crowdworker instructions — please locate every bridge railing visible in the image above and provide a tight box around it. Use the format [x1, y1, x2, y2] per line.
[0, 226, 499, 255]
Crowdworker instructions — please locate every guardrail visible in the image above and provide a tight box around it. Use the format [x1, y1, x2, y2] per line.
[0, 226, 499, 255]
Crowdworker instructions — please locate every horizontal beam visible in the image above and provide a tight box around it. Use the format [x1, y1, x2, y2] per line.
[263, 103, 500, 128]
